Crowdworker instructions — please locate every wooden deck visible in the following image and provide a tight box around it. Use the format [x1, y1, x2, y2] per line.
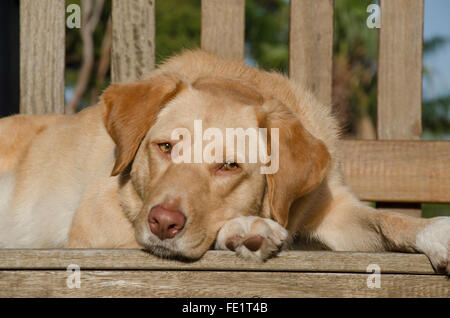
[0, 249, 447, 297]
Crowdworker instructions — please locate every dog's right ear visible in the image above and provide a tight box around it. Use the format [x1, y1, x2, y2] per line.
[101, 75, 185, 176]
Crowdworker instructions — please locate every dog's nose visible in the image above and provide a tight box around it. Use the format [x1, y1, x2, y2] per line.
[148, 204, 186, 240]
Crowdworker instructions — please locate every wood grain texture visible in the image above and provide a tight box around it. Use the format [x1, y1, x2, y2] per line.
[0, 249, 435, 274]
[111, 0, 155, 83]
[201, 0, 245, 60]
[377, 0, 424, 216]
[20, 0, 65, 114]
[341, 140, 450, 203]
[289, 0, 333, 107]
[0, 270, 447, 298]
[377, 0, 423, 140]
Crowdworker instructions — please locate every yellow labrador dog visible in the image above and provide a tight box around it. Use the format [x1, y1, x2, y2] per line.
[0, 50, 448, 273]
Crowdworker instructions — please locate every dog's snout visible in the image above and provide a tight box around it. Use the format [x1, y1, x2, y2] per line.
[148, 204, 186, 240]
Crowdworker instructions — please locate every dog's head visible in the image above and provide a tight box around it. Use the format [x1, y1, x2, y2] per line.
[101, 73, 330, 260]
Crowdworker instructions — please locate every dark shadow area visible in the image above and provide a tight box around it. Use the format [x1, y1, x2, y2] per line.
[0, 0, 20, 117]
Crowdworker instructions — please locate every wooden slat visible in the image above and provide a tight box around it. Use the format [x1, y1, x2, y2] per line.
[111, 0, 155, 83]
[377, 0, 424, 216]
[201, 0, 245, 60]
[377, 0, 424, 140]
[0, 249, 435, 274]
[289, 0, 333, 107]
[20, 0, 65, 114]
[0, 250, 444, 297]
[341, 140, 450, 203]
[0, 270, 447, 298]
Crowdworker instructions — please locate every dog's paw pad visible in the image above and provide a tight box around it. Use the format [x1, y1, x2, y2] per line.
[243, 235, 264, 252]
[215, 216, 288, 261]
[225, 235, 242, 251]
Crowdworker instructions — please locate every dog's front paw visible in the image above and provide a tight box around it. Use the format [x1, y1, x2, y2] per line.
[415, 217, 450, 275]
[215, 216, 288, 262]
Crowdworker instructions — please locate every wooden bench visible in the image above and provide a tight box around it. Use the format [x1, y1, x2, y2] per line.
[4, 0, 449, 297]
[0, 249, 447, 297]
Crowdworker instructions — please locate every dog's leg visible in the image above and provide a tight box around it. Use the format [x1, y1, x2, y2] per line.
[216, 187, 449, 273]
[305, 190, 450, 274]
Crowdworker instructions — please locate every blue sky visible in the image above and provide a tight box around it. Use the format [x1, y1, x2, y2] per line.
[423, 0, 450, 99]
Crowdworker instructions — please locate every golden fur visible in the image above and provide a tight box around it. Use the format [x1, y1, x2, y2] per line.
[0, 50, 448, 273]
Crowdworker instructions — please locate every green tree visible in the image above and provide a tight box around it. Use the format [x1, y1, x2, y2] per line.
[245, 0, 289, 72]
[155, 0, 201, 65]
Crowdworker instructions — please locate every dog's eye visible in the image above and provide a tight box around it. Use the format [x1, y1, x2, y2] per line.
[158, 142, 172, 153]
[221, 161, 239, 171]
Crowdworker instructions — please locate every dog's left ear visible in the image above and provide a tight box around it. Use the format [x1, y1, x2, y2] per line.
[261, 100, 331, 227]
[101, 75, 184, 176]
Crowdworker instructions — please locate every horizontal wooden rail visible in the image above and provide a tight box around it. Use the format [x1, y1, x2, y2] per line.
[0, 249, 436, 274]
[341, 140, 450, 203]
[0, 249, 447, 298]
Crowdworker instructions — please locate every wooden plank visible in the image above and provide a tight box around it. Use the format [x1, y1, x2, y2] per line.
[0, 249, 435, 274]
[0, 270, 447, 298]
[20, 0, 65, 114]
[201, 0, 245, 60]
[341, 140, 450, 203]
[289, 0, 333, 107]
[377, 0, 424, 140]
[377, 0, 424, 216]
[111, 0, 155, 83]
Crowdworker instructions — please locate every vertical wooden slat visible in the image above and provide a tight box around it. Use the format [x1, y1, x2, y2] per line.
[201, 0, 245, 60]
[289, 0, 334, 107]
[378, 0, 423, 139]
[111, 0, 155, 83]
[20, 0, 65, 114]
[377, 0, 424, 217]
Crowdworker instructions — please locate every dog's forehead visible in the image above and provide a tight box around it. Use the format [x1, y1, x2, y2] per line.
[155, 87, 260, 132]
